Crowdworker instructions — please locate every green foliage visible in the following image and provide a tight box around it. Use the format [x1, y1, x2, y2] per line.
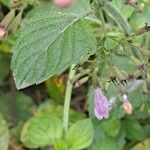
[66, 119, 93, 150]
[21, 113, 63, 148]
[130, 5, 150, 30]
[123, 117, 145, 141]
[11, 0, 97, 89]
[101, 118, 121, 137]
[37, 101, 86, 124]
[89, 125, 118, 150]
[0, 0, 150, 150]
[0, 114, 9, 150]
[111, 0, 134, 19]
[54, 139, 67, 150]
[45, 76, 65, 103]
[0, 54, 10, 84]
[100, 0, 131, 35]
[0, 92, 33, 124]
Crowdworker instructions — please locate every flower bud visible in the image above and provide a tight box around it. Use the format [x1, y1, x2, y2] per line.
[74, 76, 89, 88]
[0, 25, 6, 39]
[114, 67, 126, 81]
[53, 0, 73, 8]
[130, 56, 144, 68]
[123, 94, 132, 115]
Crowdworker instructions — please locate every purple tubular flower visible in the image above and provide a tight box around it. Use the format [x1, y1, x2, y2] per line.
[94, 88, 110, 120]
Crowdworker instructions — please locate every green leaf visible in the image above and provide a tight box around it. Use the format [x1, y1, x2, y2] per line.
[66, 119, 93, 150]
[54, 139, 67, 150]
[89, 125, 118, 150]
[99, 0, 131, 35]
[111, 0, 134, 19]
[115, 125, 126, 150]
[130, 5, 150, 31]
[87, 86, 95, 118]
[0, 114, 9, 150]
[11, 0, 97, 89]
[0, 92, 33, 124]
[101, 118, 121, 137]
[21, 113, 63, 148]
[38, 101, 86, 124]
[123, 117, 145, 141]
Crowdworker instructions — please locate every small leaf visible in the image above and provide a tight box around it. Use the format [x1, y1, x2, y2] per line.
[130, 5, 150, 31]
[123, 117, 145, 141]
[11, 0, 97, 89]
[89, 125, 118, 150]
[111, 0, 134, 19]
[21, 114, 63, 148]
[66, 119, 93, 150]
[100, 0, 131, 35]
[101, 118, 121, 137]
[0, 114, 9, 150]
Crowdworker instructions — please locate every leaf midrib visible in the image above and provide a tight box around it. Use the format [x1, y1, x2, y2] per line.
[16, 12, 92, 87]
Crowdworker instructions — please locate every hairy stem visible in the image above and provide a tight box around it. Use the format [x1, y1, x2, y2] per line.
[63, 64, 76, 134]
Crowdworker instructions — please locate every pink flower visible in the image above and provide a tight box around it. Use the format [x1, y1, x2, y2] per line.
[53, 0, 73, 8]
[94, 88, 110, 120]
[123, 94, 132, 115]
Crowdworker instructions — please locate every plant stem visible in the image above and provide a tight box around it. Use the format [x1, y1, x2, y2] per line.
[63, 64, 76, 134]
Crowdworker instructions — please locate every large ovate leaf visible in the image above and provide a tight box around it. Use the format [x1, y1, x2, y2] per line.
[66, 119, 93, 150]
[21, 113, 63, 148]
[0, 114, 9, 150]
[11, 0, 97, 89]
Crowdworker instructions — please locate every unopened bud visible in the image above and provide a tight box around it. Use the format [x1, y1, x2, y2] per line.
[114, 67, 126, 80]
[139, 47, 150, 57]
[121, 70, 129, 79]
[0, 9, 15, 28]
[130, 56, 144, 68]
[133, 69, 141, 78]
[8, 11, 23, 34]
[0, 25, 6, 39]
[123, 94, 133, 115]
[142, 81, 148, 94]
[74, 76, 89, 88]
[53, 0, 73, 8]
